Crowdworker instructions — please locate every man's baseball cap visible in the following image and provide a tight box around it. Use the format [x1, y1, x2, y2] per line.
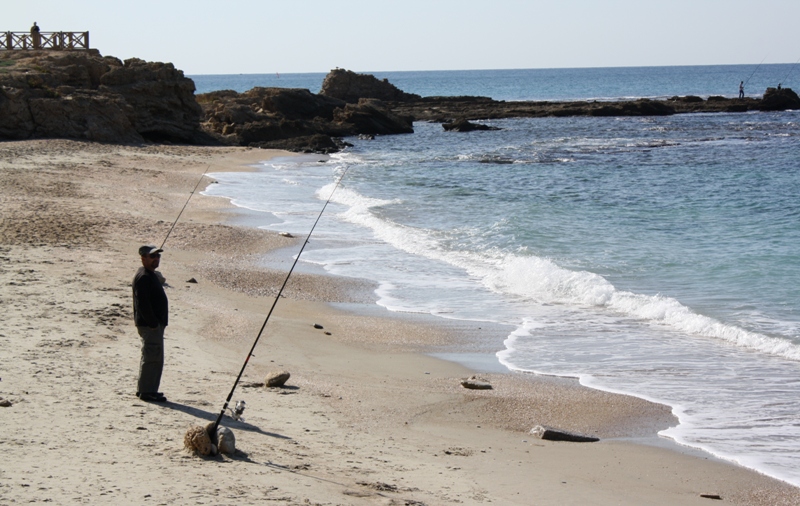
[138, 245, 164, 256]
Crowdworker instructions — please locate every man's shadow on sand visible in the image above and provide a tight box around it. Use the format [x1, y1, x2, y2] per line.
[153, 396, 294, 441]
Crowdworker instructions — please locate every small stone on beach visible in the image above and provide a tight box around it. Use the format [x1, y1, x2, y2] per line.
[204, 422, 236, 455]
[529, 425, 599, 443]
[460, 375, 492, 390]
[265, 370, 291, 387]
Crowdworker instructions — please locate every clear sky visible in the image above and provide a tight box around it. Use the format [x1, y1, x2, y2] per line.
[5, 0, 800, 75]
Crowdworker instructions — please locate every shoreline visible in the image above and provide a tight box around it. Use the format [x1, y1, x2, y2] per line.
[198, 149, 800, 483]
[200, 149, 772, 475]
[2, 139, 798, 504]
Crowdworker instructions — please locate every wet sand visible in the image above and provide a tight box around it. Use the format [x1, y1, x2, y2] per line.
[1, 139, 798, 505]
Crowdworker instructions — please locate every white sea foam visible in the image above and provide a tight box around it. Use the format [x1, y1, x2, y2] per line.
[496, 317, 800, 487]
[327, 183, 800, 361]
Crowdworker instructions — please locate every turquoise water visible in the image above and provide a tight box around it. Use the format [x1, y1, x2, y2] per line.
[200, 66, 800, 486]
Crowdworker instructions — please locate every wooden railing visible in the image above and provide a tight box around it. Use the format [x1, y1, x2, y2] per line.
[2, 31, 89, 50]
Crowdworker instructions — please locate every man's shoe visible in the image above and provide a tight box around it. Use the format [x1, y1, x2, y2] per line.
[139, 392, 167, 402]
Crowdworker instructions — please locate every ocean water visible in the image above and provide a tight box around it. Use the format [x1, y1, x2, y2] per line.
[199, 66, 800, 487]
[191, 63, 800, 100]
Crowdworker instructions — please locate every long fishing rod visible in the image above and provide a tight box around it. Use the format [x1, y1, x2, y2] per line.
[743, 56, 767, 88]
[159, 165, 212, 249]
[210, 164, 350, 436]
[779, 56, 800, 87]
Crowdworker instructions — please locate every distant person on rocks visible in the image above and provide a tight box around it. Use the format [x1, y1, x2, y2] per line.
[132, 245, 168, 403]
[739, 81, 744, 99]
[30, 22, 40, 49]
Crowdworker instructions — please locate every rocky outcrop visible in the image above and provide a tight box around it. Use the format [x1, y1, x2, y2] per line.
[588, 99, 675, 116]
[384, 89, 795, 122]
[333, 99, 414, 135]
[3, 57, 795, 154]
[385, 95, 680, 122]
[98, 57, 205, 142]
[760, 87, 800, 111]
[320, 68, 421, 103]
[0, 49, 210, 143]
[197, 87, 413, 151]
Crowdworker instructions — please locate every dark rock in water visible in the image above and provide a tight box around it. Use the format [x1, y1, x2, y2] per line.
[589, 99, 674, 117]
[333, 99, 413, 135]
[530, 425, 599, 442]
[320, 68, 422, 104]
[252, 134, 347, 154]
[760, 87, 800, 111]
[443, 118, 501, 132]
[478, 157, 514, 164]
[671, 95, 704, 103]
[667, 94, 759, 113]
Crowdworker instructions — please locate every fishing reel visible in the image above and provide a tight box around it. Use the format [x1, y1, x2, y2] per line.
[228, 400, 246, 422]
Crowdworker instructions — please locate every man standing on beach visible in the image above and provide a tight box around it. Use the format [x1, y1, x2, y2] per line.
[133, 245, 168, 402]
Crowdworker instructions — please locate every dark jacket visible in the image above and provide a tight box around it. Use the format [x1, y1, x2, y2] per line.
[132, 267, 168, 327]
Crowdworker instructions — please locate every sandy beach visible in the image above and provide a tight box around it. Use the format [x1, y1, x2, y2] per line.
[1, 139, 798, 505]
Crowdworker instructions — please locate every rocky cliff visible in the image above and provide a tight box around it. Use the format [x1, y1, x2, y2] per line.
[0, 49, 210, 144]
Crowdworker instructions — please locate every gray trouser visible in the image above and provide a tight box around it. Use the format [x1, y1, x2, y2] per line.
[136, 325, 164, 394]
